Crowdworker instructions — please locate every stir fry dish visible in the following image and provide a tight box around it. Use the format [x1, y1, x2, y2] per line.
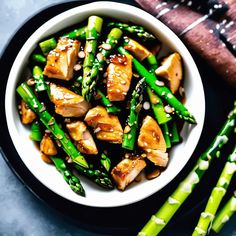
[16, 16, 196, 196]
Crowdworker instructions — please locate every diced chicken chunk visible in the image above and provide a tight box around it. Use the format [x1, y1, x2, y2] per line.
[50, 83, 91, 117]
[155, 52, 183, 94]
[138, 116, 166, 152]
[66, 121, 98, 155]
[138, 116, 168, 167]
[84, 106, 123, 144]
[107, 54, 133, 101]
[124, 37, 151, 61]
[43, 37, 80, 81]
[40, 134, 57, 156]
[111, 158, 146, 191]
[146, 149, 169, 167]
[20, 100, 37, 125]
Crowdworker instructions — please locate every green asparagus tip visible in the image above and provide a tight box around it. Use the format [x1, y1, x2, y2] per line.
[74, 155, 89, 169]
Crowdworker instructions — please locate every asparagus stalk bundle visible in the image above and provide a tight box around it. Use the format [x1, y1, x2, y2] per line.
[17, 82, 89, 168]
[193, 146, 236, 236]
[108, 22, 156, 41]
[212, 191, 236, 233]
[82, 16, 103, 101]
[122, 78, 146, 150]
[51, 156, 85, 196]
[117, 47, 196, 124]
[82, 27, 122, 101]
[138, 103, 236, 236]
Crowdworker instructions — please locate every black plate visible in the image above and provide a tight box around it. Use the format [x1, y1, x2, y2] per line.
[0, 1, 235, 235]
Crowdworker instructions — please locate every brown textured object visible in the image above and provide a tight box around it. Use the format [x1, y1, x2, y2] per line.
[135, 0, 236, 88]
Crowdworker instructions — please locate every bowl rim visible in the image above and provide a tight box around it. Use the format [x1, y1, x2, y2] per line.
[5, 1, 205, 207]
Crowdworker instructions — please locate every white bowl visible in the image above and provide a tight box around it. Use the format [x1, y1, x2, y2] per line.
[5, 1, 205, 207]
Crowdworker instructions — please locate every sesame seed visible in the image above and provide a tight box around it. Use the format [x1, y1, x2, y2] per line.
[78, 51, 85, 58]
[27, 78, 35, 86]
[143, 101, 150, 110]
[100, 43, 112, 50]
[94, 127, 101, 133]
[96, 52, 104, 61]
[103, 72, 108, 78]
[73, 64, 82, 71]
[164, 105, 173, 113]
[124, 125, 131, 134]
[155, 80, 165, 86]
[128, 134, 132, 140]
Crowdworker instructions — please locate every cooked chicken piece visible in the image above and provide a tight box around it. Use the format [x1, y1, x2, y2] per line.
[138, 116, 169, 167]
[43, 37, 80, 81]
[41, 153, 53, 164]
[146, 149, 168, 167]
[107, 54, 133, 101]
[40, 134, 57, 156]
[50, 83, 91, 117]
[111, 158, 146, 191]
[84, 106, 123, 144]
[66, 121, 98, 155]
[21, 100, 37, 125]
[124, 37, 151, 61]
[155, 52, 183, 94]
[138, 116, 166, 152]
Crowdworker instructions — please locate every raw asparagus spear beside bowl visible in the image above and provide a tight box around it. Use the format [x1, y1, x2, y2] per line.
[5, 2, 205, 207]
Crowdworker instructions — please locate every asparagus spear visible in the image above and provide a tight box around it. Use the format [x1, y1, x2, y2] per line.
[30, 121, 43, 142]
[38, 26, 86, 56]
[82, 27, 122, 101]
[96, 89, 121, 114]
[39, 37, 57, 55]
[170, 121, 181, 144]
[146, 87, 172, 125]
[82, 16, 103, 101]
[193, 146, 236, 236]
[100, 152, 111, 173]
[138, 103, 236, 236]
[51, 156, 85, 196]
[32, 66, 47, 92]
[118, 47, 196, 124]
[74, 163, 114, 189]
[212, 191, 236, 233]
[122, 78, 146, 150]
[17, 82, 89, 168]
[62, 26, 86, 40]
[108, 22, 155, 41]
[32, 53, 46, 65]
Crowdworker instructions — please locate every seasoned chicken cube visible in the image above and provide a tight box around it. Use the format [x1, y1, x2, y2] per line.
[40, 134, 57, 156]
[43, 37, 80, 81]
[138, 116, 166, 152]
[138, 116, 169, 167]
[50, 83, 91, 117]
[107, 54, 133, 101]
[124, 37, 151, 61]
[155, 52, 183, 94]
[111, 158, 146, 191]
[20, 100, 37, 125]
[146, 149, 168, 167]
[66, 121, 98, 155]
[84, 106, 123, 144]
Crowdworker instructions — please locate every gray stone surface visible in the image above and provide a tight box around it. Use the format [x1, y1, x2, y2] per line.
[0, 0, 236, 235]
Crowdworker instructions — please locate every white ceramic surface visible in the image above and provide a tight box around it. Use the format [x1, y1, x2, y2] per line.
[5, 1, 205, 207]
